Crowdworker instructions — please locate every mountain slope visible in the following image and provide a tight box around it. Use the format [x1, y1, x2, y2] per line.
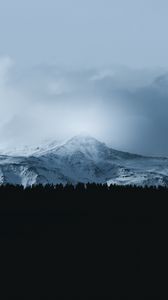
[0, 135, 168, 187]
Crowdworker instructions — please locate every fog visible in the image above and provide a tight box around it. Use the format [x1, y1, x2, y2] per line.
[0, 0, 168, 155]
[0, 57, 168, 156]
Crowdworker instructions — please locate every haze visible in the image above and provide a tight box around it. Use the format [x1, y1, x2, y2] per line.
[0, 0, 168, 156]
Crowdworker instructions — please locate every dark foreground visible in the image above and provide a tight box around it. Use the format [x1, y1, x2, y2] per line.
[0, 184, 167, 298]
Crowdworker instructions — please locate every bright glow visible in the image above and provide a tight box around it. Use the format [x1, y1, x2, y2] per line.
[62, 108, 103, 137]
[42, 103, 107, 141]
[0, 56, 167, 156]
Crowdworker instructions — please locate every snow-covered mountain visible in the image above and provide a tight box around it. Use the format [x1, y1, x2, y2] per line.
[0, 135, 168, 187]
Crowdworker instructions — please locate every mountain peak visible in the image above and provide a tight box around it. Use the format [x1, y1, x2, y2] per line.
[55, 134, 109, 160]
[67, 134, 102, 145]
[0, 134, 168, 187]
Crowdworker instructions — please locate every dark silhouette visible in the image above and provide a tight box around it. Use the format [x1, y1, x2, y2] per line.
[0, 183, 166, 297]
[0, 182, 166, 240]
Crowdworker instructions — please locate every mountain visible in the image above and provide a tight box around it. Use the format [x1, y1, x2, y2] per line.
[0, 134, 168, 187]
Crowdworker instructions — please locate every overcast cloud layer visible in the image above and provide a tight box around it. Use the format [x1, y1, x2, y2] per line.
[0, 1, 168, 155]
[0, 57, 168, 156]
[1, 0, 168, 68]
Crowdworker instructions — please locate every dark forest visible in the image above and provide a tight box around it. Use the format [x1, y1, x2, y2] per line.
[0, 184, 167, 297]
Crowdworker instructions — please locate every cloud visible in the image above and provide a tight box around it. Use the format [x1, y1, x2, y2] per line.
[0, 57, 168, 156]
[0, 56, 13, 86]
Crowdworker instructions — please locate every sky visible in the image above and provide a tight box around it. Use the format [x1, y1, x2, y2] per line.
[0, 0, 168, 68]
[0, 0, 168, 156]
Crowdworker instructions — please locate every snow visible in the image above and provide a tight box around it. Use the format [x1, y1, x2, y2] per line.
[0, 134, 168, 187]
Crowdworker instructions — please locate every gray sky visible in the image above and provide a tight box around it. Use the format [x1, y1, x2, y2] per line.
[0, 0, 168, 68]
[0, 0, 168, 156]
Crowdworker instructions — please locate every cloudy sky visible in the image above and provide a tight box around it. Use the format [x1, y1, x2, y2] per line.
[0, 0, 168, 156]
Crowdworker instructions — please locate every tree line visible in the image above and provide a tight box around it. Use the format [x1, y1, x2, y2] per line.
[0, 182, 167, 193]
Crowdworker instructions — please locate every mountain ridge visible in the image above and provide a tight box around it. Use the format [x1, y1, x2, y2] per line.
[0, 135, 168, 187]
